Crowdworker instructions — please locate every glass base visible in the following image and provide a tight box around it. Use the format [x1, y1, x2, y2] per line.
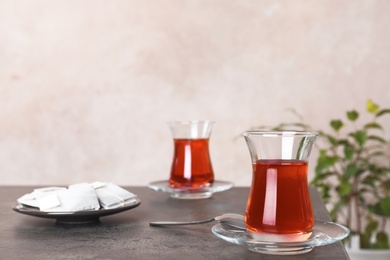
[248, 245, 313, 255]
[169, 191, 213, 199]
[147, 180, 233, 199]
[249, 230, 312, 243]
[211, 221, 350, 255]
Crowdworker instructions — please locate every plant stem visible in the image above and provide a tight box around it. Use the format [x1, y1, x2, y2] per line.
[381, 217, 387, 233]
[347, 197, 352, 233]
[351, 169, 362, 236]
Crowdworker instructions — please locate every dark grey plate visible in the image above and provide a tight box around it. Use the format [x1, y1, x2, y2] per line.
[13, 197, 141, 224]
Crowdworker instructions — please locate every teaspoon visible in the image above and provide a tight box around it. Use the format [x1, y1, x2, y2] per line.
[149, 213, 245, 230]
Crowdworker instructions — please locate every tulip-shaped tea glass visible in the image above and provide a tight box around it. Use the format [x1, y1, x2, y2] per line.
[168, 121, 215, 188]
[243, 130, 317, 242]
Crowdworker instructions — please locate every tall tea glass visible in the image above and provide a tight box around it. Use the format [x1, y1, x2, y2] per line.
[168, 121, 215, 188]
[243, 130, 317, 242]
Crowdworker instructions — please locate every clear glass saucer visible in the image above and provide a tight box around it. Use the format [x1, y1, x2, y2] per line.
[147, 180, 233, 199]
[211, 221, 350, 255]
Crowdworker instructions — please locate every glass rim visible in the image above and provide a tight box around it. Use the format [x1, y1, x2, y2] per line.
[242, 130, 318, 137]
[167, 120, 215, 125]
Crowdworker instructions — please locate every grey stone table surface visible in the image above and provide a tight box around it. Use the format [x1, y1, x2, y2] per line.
[0, 186, 349, 260]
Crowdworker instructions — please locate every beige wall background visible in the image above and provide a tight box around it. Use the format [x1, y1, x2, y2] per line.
[0, 0, 389, 187]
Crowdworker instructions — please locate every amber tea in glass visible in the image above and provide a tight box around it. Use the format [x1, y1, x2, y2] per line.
[243, 130, 317, 242]
[168, 121, 215, 188]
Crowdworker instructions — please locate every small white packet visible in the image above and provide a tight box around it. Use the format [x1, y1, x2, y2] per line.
[17, 187, 66, 208]
[37, 194, 61, 211]
[43, 183, 100, 212]
[17, 182, 137, 212]
[92, 182, 138, 209]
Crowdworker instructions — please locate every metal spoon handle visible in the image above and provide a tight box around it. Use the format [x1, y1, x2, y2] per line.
[149, 218, 215, 227]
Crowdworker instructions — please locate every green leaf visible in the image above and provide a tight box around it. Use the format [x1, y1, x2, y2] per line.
[369, 151, 386, 158]
[311, 184, 331, 202]
[343, 144, 354, 160]
[384, 180, 390, 191]
[380, 197, 390, 216]
[326, 135, 338, 146]
[351, 130, 367, 146]
[311, 171, 332, 184]
[337, 181, 352, 197]
[368, 166, 390, 180]
[345, 164, 359, 178]
[329, 201, 343, 221]
[360, 233, 371, 248]
[362, 175, 378, 186]
[347, 110, 359, 121]
[367, 99, 379, 114]
[367, 135, 387, 144]
[373, 232, 390, 249]
[364, 122, 383, 130]
[321, 185, 331, 201]
[377, 108, 390, 117]
[361, 219, 379, 248]
[315, 153, 339, 174]
[365, 219, 378, 235]
[371, 197, 390, 217]
[330, 120, 343, 131]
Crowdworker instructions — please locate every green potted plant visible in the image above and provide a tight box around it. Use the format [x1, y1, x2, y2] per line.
[259, 100, 390, 258]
